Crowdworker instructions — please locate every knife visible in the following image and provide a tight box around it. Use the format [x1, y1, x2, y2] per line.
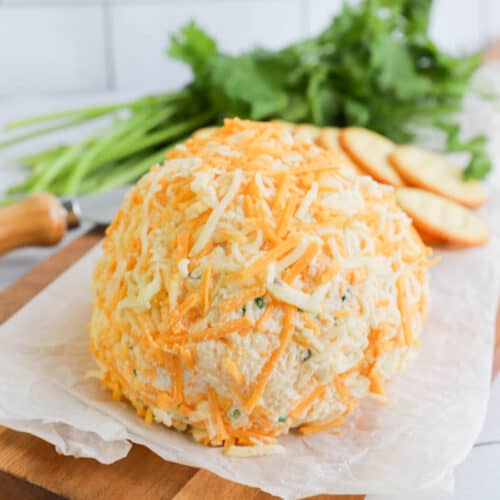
[0, 187, 129, 255]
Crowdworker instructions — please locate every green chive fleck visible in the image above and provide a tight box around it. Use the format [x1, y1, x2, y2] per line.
[232, 408, 241, 418]
[133, 369, 138, 377]
[255, 296, 265, 309]
[278, 416, 287, 423]
[241, 306, 246, 316]
[302, 349, 312, 362]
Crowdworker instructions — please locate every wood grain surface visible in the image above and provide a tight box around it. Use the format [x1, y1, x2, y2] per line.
[0, 231, 498, 500]
[0, 230, 362, 500]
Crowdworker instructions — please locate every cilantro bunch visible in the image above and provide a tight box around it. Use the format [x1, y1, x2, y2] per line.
[1, 0, 490, 201]
[169, 0, 489, 178]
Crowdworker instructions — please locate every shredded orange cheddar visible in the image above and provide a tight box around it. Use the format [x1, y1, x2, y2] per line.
[273, 172, 291, 209]
[244, 305, 295, 413]
[240, 236, 301, 281]
[255, 303, 275, 331]
[298, 416, 345, 435]
[277, 194, 298, 238]
[368, 366, 385, 396]
[208, 388, 228, 440]
[200, 265, 212, 315]
[91, 118, 432, 452]
[396, 276, 411, 345]
[223, 357, 244, 385]
[290, 385, 326, 419]
[218, 285, 266, 313]
[161, 318, 252, 345]
[283, 241, 320, 284]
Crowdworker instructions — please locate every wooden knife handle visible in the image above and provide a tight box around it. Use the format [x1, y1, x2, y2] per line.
[0, 193, 67, 255]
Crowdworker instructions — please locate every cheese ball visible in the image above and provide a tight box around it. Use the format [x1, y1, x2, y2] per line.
[90, 119, 431, 454]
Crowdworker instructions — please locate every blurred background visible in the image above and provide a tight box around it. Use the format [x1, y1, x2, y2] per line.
[1, 0, 499, 97]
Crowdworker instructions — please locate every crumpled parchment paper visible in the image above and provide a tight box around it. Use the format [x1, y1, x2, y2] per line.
[1, 68, 500, 499]
[0, 193, 498, 499]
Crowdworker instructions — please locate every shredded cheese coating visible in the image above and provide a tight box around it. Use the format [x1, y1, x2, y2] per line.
[90, 118, 431, 454]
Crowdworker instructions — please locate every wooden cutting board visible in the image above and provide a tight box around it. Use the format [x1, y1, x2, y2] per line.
[0, 229, 361, 500]
[1, 232, 499, 500]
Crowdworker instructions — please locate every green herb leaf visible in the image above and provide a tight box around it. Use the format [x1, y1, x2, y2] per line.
[254, 296, 265, 309]
[168, 21, 217, 78]
[2, 0, 493, 201]
[463, 150, 492, 180]
[208, 53, 289, 120]
[302, 349, 312, 362]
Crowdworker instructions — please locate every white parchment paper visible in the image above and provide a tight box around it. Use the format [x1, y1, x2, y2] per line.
[0, 197, 498, 500]
[1, 70, 500, 498]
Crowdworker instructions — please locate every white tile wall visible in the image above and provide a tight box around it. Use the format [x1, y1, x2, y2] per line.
[306, 0, 347, 35]
[0, 6, 107, 95]
[485, 0, 500, 44]
[111, 1, 303, 93]
[429, 0, 483, 54]
[0, 0, 499, 96]
[307, 0, 488, 54]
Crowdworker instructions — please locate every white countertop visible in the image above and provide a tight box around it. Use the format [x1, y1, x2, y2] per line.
[1, 92, 500, 500]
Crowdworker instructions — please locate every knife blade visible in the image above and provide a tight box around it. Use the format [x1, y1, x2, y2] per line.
[63, 186, 130, 227]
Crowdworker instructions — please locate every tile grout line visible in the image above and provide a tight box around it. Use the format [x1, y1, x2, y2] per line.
[102, 1, 116, 91]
